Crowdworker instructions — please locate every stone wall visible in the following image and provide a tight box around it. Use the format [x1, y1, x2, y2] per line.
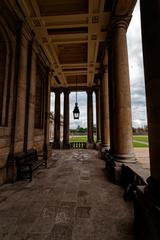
[0, 1, 17, 184]
[0, 1, 50, 184]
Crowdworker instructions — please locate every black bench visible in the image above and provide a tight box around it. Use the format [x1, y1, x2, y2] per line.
[15, 149, 47, 181]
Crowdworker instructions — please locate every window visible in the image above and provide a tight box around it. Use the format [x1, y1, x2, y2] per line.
[0, 29, 10, 127]
[34, 58, 47, 129]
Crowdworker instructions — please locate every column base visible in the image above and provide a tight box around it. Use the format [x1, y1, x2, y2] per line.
[43, 143, 52, 158]
[7, 154, 17, 183]
[145, 177, 160, 206]
[105, 156, 122, 184]
[96, 140, 101, 150]
[100, 144, 110, 160]
[105, 152, 136, 184]
[52, 141, 61, 149]
[86, 142, 95, 149]
[47, 144, 52, 158]
[63, 141, 70, 149]
[113, 153, 136, 163]
[134, 185, 160, 240]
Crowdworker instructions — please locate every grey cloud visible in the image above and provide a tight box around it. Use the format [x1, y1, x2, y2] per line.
[127, 0, 147, 127]
[69, 92, 96, 128]
[51, 1, 147, 129]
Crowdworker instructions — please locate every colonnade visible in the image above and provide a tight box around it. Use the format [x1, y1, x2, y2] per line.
[52, 17, 135, 162]
[52, 88, 97, 149]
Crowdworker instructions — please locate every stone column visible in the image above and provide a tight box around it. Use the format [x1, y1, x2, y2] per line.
[53, 89, 61, 149]
[133, 2, 160, 239]
[111, 19, 135, 162]
[108, 39, 115, 155]
[87, 89, 94, 148]
[100, 49, 110, 154]
[63, 89, 70, 149]
[95, 87, 101, 149]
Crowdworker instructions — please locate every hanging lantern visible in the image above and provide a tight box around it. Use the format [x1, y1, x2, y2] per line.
[73, 76, 80, 119]
[73, 102, 80, 119]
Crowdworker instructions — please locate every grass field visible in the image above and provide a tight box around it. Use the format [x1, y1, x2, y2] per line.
[69, 135, 149, 148]
[70, 135, 97, 142]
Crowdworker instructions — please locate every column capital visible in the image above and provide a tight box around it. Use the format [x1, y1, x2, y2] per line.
[21, 21, 34, 41]
[112, 16, 132, 31]
[86, 88, 94, 95]
[101, 65, 108, 74]
[63, 88, 70, 95]
[48, 69, 54, 80]
[53, 88, 62, 95]
[94, 86, 100, 95]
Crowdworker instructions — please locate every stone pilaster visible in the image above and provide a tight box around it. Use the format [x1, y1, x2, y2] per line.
[111, 19, 135, 163]
[52, 89, 61, 149]
[63, 89, 70, 149]
[86, 89, 94, 149]
[7, 22, 33, 182]
[134, 2, 160, 239]
[14, 23, 31, 153]
[43, 69, 51, 158]
[24, 38, 37, 151]
[100, 49, 110, 157]
[95, 87, 101, 149]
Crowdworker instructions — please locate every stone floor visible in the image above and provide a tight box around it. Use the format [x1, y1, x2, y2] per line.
[134, 147, 149, 169]
[0, 150, 134, 240]
[132, 148, 150, 182]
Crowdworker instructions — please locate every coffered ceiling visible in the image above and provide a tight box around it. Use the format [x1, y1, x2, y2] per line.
[16, 0, 136, 89]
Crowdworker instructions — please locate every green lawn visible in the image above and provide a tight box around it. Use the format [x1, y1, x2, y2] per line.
[69, 135, 149, 148]
[133, 135, 148, 143]
[70, 135, 96, 142]
[133, 141, 148, 147]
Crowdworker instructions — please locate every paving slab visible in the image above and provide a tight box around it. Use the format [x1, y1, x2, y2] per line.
[0, 149, 134, 240]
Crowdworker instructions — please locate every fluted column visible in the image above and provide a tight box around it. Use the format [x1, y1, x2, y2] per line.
[95, 87, 101, 148]
[100, 49, 110, 152]
[87, 89, 94, 148]
[111, 19, 135, 162]
[63, 89, 70, 149]
[53, 89, 61, 149]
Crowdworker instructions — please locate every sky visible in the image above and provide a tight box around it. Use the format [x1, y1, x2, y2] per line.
[50, 0, 147, 129]
[127, 0, 147, 128]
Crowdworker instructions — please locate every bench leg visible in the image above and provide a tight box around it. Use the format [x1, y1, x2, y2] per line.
[45, 158, 47, 168]
[29, 166, 32, 181]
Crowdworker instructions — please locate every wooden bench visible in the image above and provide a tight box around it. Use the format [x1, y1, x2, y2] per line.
[15, 149, 47, 181]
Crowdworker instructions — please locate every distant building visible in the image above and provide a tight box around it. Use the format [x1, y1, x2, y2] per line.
[49, 112, 63, 142]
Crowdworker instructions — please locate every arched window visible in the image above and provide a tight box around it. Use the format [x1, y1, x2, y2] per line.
[0, 30, 8, 126]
